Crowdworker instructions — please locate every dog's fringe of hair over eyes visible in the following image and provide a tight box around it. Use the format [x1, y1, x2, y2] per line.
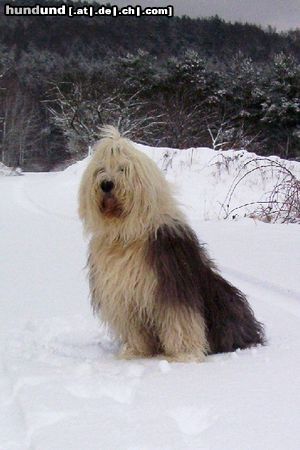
[79, 126, 265, 362]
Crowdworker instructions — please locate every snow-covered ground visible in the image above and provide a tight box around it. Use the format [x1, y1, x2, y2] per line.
[0, 145, 300, 450]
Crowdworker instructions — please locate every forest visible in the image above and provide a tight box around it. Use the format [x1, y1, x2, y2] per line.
[0, 0, 300, 170]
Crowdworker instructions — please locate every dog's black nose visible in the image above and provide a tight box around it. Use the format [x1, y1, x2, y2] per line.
[101, 180, 114, 193]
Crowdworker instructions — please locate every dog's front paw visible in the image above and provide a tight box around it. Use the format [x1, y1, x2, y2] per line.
[163, 352, 206, 363]
[118, 345, 152, 360]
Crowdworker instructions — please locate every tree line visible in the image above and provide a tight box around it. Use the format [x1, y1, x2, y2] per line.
[0, 0, 299, 170]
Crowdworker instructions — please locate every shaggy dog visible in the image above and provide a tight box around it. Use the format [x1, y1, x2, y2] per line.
[79, 126, 265, 362]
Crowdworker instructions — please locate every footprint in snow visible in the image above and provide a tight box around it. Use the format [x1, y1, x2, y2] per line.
[67, 374, 140, 404]
[125, 363, 145, 378]
[168, 406, 218, 436]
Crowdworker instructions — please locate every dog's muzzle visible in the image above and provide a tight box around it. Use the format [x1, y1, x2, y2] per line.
[100, 193, 123, 218]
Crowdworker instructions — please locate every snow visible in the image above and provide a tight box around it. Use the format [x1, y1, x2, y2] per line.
[0, 144, 300, 450]
[0, 162, 22, 176]
[136, 143, 300, 223]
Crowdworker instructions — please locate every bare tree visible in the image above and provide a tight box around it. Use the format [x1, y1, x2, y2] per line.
[45, 81, 165, 154]
[1, 89, 42, 168]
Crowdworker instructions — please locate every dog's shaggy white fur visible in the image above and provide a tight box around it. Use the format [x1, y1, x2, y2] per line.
[79, 126, 265, 362]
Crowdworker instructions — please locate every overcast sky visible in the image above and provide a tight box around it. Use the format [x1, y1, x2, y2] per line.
[114, 0, 300, 31]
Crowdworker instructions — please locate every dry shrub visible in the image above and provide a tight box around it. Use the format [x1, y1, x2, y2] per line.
[221, 157, 300, 223]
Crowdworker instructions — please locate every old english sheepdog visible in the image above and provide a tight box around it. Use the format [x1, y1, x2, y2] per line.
[79, 126, 265, 362]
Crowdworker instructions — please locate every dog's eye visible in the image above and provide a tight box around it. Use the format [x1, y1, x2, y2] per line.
[118, 164, 130, 175]
[95, 168, 105, 176]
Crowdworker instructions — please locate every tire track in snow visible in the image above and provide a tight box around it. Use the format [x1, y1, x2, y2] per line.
[222, 265, 300, 318]
[13, 176, 77, 222]
[0, 357, 35, 450]
[0, 180, 35, 450]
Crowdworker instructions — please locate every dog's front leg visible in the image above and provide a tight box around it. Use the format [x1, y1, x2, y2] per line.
[157, 305, 209, 363]
[118, 322, 160, 360]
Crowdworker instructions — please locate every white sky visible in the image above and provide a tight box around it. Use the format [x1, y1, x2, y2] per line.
[113, 0, 300, 31]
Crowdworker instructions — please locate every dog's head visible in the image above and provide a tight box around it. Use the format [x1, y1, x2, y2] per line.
[79, 126, 175, 241]
[89, 146, 132, 221]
